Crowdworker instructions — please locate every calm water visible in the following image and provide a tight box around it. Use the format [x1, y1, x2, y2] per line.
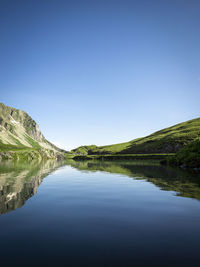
[0, 160, 200, 266]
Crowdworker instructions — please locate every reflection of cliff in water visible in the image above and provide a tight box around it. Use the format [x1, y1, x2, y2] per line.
[67, 160, 200, 200]
[0, 160, 64, 214]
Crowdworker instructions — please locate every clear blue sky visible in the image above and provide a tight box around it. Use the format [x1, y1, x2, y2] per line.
[0, 0, 200, 150]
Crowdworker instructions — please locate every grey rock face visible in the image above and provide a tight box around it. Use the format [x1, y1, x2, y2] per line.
[0, 102, 63, 152]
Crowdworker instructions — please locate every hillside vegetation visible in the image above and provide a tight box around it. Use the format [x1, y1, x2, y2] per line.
[72, 118, 200, 155]
[166, 139, 200, 168]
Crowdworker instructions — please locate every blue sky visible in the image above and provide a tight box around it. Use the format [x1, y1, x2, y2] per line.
[0, 0, 200, 150]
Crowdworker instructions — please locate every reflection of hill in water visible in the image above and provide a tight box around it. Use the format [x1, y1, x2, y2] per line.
[1, 159, 200, 214]
[68, 160, 200, 200]
[0, 160, 64, 214]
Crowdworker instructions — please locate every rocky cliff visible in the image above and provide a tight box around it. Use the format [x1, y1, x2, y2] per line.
[0, 103, 65, 160]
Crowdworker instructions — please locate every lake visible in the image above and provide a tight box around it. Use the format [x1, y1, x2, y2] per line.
[0, 160, 200, 266]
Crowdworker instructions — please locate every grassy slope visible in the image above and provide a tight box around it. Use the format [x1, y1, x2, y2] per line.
[72, 118, 200, 155]
[166, 138, 200, 168]
[0, 133, 53, 161]
[72, 154, 172, 161]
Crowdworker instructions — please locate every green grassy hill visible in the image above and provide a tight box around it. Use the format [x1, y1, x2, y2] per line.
[72, 118, 200, 155]
[167, 138, 200, 168]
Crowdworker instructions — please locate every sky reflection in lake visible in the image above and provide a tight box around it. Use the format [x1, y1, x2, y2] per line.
[0, 160, 200, 266]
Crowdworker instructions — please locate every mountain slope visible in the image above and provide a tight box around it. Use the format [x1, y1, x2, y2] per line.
[72, 118, 200, 155]
[167, 138, 200, 168]
[0, 103, 64, 159]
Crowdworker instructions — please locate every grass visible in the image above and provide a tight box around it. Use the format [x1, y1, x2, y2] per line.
[0, 141, 27, 151]
[71, 153, 173, 161]
[72, 118, 200, 155]
[24, 133, 42, 149]
[0, 141, 62, 161]
[166, 138, 200, 168]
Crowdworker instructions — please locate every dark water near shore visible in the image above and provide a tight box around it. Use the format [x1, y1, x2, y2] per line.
[0, 160, 200, 267]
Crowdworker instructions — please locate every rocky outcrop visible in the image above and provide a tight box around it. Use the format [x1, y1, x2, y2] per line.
[0, 103, 65, 160]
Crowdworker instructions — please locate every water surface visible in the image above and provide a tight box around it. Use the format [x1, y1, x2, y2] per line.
[0, 160, 200, 266]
